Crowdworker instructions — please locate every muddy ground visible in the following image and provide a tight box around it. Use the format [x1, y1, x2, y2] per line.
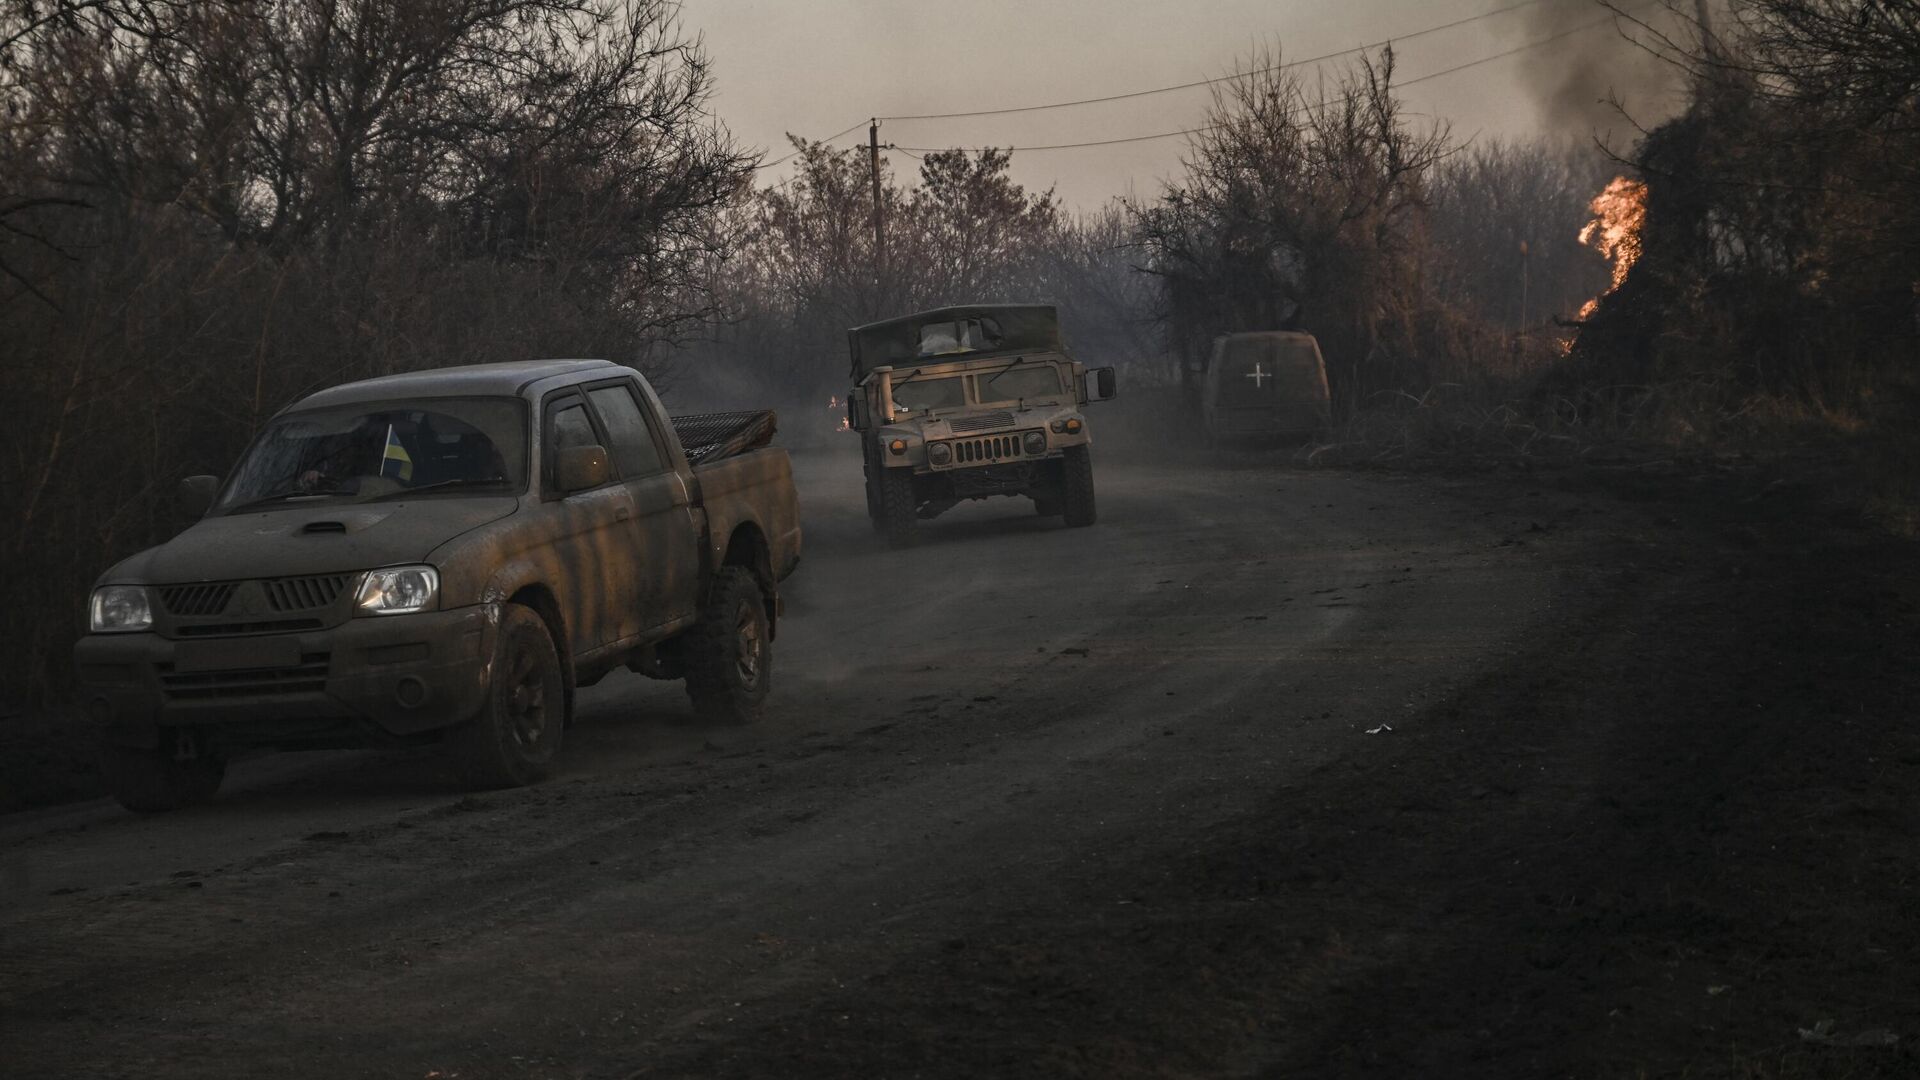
[1, 442, 1915, 1078]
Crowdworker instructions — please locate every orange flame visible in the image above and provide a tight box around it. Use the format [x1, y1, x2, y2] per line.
[1575, 176, 1647, 320]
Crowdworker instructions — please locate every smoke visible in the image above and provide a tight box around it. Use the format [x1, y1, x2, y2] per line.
[1510, 0, 1693, 143]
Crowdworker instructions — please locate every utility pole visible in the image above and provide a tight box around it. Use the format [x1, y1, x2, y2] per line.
[869, 119, 886, 287]
[1518, 239, 1530, 333]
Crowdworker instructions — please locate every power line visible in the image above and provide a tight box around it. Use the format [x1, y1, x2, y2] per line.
[757, 120, 868, 169]
[877, 0, 1554, 122]
[890, 8, 1641, 155]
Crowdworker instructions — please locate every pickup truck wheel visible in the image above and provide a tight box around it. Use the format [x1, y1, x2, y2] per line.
[450, 603, 564, 789]
[881, 467, 918, 548]
[99, 735, 224, 813]
[684, 567, 771, 724]
[1061, 445, 1097, 528]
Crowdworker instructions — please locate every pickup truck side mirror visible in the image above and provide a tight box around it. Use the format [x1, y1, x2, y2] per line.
[178, 475, 219, 521]
[555, 445, 611, 493]
[1089, 367, 1118, 402]
[847, 394, 870, 431]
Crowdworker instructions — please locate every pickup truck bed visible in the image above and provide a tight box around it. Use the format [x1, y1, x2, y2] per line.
[673, 411, 778, 465]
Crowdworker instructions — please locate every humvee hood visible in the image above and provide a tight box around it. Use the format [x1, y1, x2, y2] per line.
[111, 497, 520, 584]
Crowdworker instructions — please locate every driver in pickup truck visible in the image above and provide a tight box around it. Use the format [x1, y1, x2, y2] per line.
[296, 418, 400, 493]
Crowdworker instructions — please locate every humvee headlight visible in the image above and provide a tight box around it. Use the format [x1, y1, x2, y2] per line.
[90, 585, 153, 633]
[927, 442, 952, 465]
[356, 565, 440, 615]
[888, 438, 908, 455]
[1023, 431, 1047, 454]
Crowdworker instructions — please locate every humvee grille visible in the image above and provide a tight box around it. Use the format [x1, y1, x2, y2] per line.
[953, 434, 1027, 464]
[948, 411, 1014, 433]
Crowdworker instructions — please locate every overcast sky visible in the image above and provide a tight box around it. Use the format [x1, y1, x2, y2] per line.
[680, 0, 1680, 210]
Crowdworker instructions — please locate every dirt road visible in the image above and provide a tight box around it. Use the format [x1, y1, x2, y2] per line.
[3, 447, 1914, 1078]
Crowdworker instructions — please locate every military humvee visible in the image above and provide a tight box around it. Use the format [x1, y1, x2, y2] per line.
[1198, 331, 1331, 447]
[844, 304, 1116, 547]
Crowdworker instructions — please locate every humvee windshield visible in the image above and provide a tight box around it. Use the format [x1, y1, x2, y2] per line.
[891, 375, 966, 413]
[978, 365, 1063, 403]
[219, 397, 528, 511]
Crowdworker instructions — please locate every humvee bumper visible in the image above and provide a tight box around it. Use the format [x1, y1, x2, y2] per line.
[74, 605, 498, 749]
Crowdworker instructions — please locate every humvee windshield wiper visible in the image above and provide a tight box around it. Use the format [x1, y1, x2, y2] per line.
[983, 355, 1030, 389]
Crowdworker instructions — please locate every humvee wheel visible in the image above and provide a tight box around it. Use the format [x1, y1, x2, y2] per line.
[1061, 445, 1097, 528]
[684, 567, 771, 723]
[880, 467, 918, 548]
[100, 733, 225, 813]
[861, 434, 886, 532]
[450, 603, 565, 789]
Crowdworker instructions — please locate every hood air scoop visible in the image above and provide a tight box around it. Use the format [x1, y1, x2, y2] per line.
[301, 520, 349, 535]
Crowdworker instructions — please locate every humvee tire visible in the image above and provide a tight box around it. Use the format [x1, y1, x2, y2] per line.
[685, 567, 771, 723]
[449, 603, 565, 788]
[880, 467, 918, 548]
[861, 434, 885, 532]
[100, 735, 225, 813]
[1061, 445, 1097, 528]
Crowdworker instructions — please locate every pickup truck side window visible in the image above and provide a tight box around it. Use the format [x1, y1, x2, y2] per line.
[587, 385, 668, 477]
[545, 399, 602, 492]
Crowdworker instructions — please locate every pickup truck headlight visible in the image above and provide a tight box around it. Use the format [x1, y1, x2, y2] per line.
[355, 566, 440, 615]
[90, 585, 153, 633]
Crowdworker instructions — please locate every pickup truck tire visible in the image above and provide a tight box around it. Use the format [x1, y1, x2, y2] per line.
[449, 603, 565, 789]
[99, 736, 224, 813]
[1062, 445, 1097, 528]
[684, 567, 771, 724]
[880, 467, 918, 548]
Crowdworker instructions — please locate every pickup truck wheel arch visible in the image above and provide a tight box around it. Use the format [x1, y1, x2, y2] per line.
[504, 584, 575, 723]
[720, 523, 777, 640]
[448, 602, 565, 788]
[683, 566, 771, 724]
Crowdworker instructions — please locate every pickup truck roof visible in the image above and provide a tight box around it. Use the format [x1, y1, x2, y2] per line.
[296, 360, 618, 409]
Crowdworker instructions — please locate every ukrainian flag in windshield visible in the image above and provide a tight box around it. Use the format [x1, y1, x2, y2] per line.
[381, 424, 414, 481]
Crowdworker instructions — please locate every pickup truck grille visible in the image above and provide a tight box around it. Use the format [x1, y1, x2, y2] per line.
[947, 411, 1014, 433]
[157, 575, 352, 619]
[952, 434, 1026, 464]
[159, 583, 237, 617]
[157, 653, 331, 699]
[264, 574, 350, 612]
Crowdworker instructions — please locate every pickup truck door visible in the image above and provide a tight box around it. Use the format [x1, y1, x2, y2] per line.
[541, 391, 642, 653]
[583, 380, 703, 637]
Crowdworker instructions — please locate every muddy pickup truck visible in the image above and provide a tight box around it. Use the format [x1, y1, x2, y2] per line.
[74, 360, 801, 812]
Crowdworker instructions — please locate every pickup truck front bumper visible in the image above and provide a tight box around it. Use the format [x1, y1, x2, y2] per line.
[74, 605, 498, 750]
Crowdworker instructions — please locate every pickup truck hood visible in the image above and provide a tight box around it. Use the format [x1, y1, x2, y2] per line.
[107, 498, 520, 584]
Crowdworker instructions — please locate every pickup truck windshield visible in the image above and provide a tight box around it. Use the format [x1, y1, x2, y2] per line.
[219, 397, 528, 511]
